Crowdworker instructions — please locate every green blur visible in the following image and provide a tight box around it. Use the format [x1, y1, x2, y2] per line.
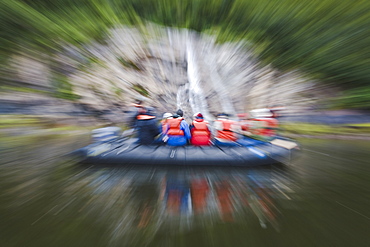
[1, 0, 370, 108]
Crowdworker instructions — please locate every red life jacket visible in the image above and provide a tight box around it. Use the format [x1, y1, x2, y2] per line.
[251, 118, 278, 137]
[239, 120, 251, 131]
[166, 118, 184, 136]
[264, 118, 278, 136]
[191, 178, 209, 213]
[216, 119, 237, 141]
[191, 119, 211, 146]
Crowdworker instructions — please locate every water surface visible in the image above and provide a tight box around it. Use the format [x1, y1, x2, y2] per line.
[1, 135, 369, 247]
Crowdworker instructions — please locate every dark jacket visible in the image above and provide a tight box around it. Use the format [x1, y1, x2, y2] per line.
[136, 118, 160, 145]
[126, 106, 141, 128]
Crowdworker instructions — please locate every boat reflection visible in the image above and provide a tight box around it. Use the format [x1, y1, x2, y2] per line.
[83, 166, 295, 229]
[156, 168, 287, 229]
[72, 165, 298, 245]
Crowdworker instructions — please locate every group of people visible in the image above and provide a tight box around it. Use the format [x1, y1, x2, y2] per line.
[129, 102, 244, 146]
[128, 101, 278, 146]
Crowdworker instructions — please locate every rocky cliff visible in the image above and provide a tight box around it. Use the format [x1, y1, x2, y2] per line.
[1, 25, 329, 125]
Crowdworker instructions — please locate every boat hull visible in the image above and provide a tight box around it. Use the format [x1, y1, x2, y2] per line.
[74, 138, 298, 167]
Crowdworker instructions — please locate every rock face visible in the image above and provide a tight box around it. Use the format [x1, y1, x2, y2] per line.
[1, 25, 327, 124]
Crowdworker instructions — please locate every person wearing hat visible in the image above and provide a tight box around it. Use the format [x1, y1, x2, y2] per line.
[189, 112, 211, 146]
[176, 109, 184, 117]
[126, 100, 144, 128]
[213, 113, 240, 146]
[155, 112, 173, 143]
[164, 109, 191, 146]
[161, 112, 173, 133]
[135, 107, 160, 145]
[249, 108, 278, 140]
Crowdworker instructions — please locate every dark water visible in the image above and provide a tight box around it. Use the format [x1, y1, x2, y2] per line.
[1, 135, 370, 247]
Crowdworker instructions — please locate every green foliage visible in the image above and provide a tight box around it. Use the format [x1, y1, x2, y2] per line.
[1, 0, 370, 107]
[117, 57, 142, 71]
[0, 0, 118, 60]
[0, 115, 41, 127]
[0, 85, 48, 94]
[331, 87, 370, 110]
[280, 122, 370, 135]
[51, 73, 80, 100]
[132, 83, 149, 96]
[113, 86, 124, 98]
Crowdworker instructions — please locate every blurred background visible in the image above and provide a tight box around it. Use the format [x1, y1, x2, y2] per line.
[1, 0, 370, 246]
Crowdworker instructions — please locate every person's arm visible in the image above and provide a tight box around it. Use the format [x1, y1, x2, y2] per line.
[214, 121, 223, 131]
[163, 123, 169, 135]
[181, 121, 191, 140]
[161, 123, 170, 142]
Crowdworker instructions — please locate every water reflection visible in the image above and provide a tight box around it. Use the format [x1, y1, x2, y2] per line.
[3, 137, 370, 247]
[74, 165, 296, 245]
[0, 135, 299, 246]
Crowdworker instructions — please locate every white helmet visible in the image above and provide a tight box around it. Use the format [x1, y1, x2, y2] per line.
[250, 108, 273, 118]
[163, 112, 172, 119]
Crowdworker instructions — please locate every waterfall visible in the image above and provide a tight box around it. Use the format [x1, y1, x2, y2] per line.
[185, 36, 211, 120]
[176, 84, 188, 110]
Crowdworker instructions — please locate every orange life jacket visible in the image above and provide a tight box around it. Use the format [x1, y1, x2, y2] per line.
[216, 119, 237, 141]
[166, 118, 184, 136]
[191, 120, 211, 145]
[137, 114, 155, 120]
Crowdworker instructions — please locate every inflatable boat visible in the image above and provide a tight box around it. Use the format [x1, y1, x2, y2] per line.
[73, 128, 299, 167]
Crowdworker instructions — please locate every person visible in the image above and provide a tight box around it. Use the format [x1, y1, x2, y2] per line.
[189, 112, 211, 146]
[213, 113, 240, 146]
[249, 108, 278, 141]
[135, 107, 160, 145]
[237, 113, 252, 136]
[155, 112, 173, 144]
[161, 112, 173, 133]
[126, 100, 144, 128]
[164, 109, 191, 146]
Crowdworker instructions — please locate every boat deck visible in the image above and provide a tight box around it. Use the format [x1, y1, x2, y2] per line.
[75, 137, 297, 166]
